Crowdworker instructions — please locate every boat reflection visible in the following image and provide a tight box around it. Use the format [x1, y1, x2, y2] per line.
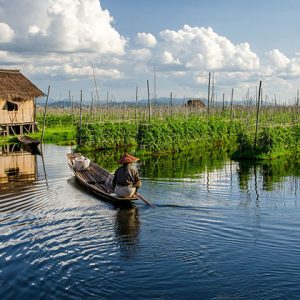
[114, 207, 140, 259]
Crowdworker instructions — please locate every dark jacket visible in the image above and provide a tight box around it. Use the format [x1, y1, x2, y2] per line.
[113, 164, 142, 189]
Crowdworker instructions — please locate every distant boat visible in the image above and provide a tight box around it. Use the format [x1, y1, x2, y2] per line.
[18, 135, 41, 154]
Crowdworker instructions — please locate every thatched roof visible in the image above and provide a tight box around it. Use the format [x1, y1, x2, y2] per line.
[0, 69, 45, 101]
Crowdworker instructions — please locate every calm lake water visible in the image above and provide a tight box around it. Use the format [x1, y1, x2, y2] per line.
[0, 144, 300, 299]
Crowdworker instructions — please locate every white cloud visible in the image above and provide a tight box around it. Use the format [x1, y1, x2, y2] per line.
[1, 2, 300, 102]
[266, 49, 290, 69]
[0, 22, 14, 42]
[130, 48, 152, 61]
[161, 51, 181, 65]
[27, 25, 46, 37]
[25, 64, 122, 80]
[159, 25, 260, 71]
[136, 32, 157, 48]
[0, 0, 126, 54]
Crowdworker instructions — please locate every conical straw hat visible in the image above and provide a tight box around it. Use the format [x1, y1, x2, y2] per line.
[118, 153, 139, 164]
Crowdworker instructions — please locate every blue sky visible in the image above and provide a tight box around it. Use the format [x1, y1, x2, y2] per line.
[1, 0, 300, 103]
[101, 0, 300, 55]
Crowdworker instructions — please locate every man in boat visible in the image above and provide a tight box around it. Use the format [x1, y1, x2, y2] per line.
[113, 153, 142, 198]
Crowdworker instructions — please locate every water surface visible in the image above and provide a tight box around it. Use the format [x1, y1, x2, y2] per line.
[0, 145, 300, 299]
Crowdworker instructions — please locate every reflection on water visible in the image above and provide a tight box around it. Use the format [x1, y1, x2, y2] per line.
[115, 207, 140, 259]
[0, 144, 37, 184]
[237, 159, 300, 207]
[0, 144, 47, 214]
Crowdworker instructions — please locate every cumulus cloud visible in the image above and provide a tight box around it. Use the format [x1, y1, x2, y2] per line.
[136, 32, 157, 48]
[25, 64, 122, 80]
[161, 51, 181, 65]
[159, 25, 260, 71]
[1, 2, 300, 101]
[130, 48, 152, 61]
[0, 0, 126, 54]
[264, 49, 300, 79]
[0, 22, 15, 42]
[266, 49, 290, 69]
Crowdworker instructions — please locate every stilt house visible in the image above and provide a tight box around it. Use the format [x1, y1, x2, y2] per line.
[0, 69, 44, 136]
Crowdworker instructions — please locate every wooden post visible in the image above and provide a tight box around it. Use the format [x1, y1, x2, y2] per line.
[153, 64, 157, 105]
[297, 89, 299, 122]
[90, 91, 94, 121]
[78, 90, 83, 146]
[107, 91, 109, 111]
[207, 72, 211, 116]
[254, 81, 262, 150]
[41, 85, 50, 144]
[34, 96, 37, 133]
[170, 92, 173, 116]
[92, 64, 101, 121]
[211, 72, 215, 109]
[230, 88, 234, 118]
[135, 86, 138, 125]
[147, 80, 152, 121]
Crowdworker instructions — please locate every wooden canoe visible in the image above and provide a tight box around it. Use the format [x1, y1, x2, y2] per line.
[67, 153, 140, 204]
[18, 135, 41, 146]
[18, 135, 41, 154]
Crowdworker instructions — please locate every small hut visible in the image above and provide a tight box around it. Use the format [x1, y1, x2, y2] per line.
[185, 98, 206, 108]
[0, 69, 44, 136]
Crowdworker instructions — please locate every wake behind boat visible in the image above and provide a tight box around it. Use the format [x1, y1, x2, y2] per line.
[67, 153, 140, 204]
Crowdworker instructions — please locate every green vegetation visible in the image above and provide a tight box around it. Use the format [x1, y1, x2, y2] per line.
[233, 124, 300, 160]
[136, 116, 241, 152]
[1, 104, 300, 160]
[79, 121, 137, 149]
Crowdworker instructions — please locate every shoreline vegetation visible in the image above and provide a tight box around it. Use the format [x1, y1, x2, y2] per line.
[1, 104, 300, 160]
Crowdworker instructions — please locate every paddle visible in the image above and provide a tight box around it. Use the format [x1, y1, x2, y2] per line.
[136, 193, 155, 207]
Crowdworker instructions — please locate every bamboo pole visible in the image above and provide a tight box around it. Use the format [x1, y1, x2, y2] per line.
[254, 81, 262, 150]
[41, 85, 50, 144]
[92, 64, 101, 122]
[170, 92, 173, 117]
[230, 88, 234, 119]
[207, 72, 211, 116]
[222, 92, 225, 113]
[147, 80, 152, 121]
[135, 86, 138, 125]
[106, 91, 109, 111]
[90, 91, 94, 122]
[297, 89, 299, 122]
[211, 72, 215, 109]
[78, 90, 83, 146]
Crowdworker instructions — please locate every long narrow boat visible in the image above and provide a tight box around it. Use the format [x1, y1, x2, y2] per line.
[18, 135, 41, 154]
[67, 153, 140, 204]
[18, 135, 41, 146]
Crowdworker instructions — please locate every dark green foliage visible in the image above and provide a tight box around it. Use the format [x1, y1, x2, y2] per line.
[36, 114, 74, 127]
[78, 116, 242, 154]
[137, 117, 241, 152]
[79, 122, 137, 149]
[233, 124, 300, 159]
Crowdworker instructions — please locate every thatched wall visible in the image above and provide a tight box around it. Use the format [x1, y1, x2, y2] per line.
[0, 69, 44, 125]
[0, 98, 34, 124]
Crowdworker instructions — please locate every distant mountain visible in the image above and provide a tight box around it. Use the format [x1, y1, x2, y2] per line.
[36, 97, 192, 108]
